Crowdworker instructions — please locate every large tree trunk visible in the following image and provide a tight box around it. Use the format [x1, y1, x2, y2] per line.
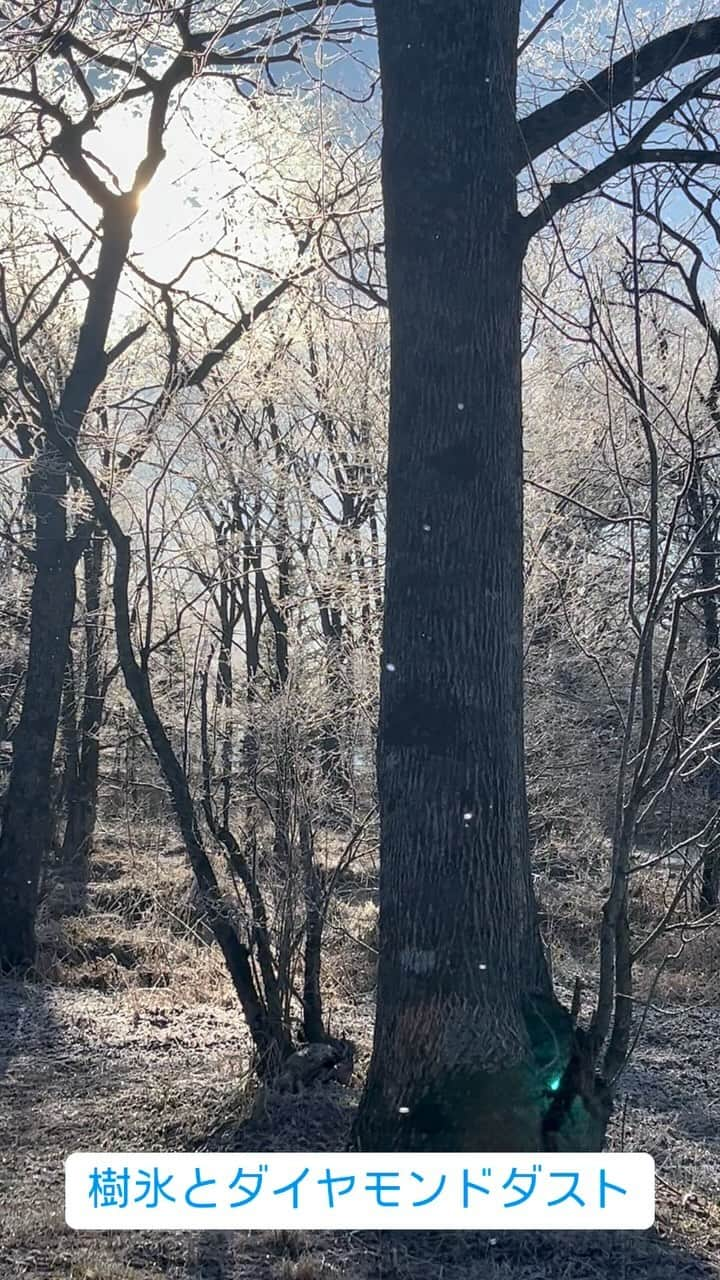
[355, 0, 609, 1153]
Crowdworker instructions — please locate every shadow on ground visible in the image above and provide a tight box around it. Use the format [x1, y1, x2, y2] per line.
[0, 974, 62, 1082]
[2, 974, 718, 1280]
[170, 1083, 720, 1280]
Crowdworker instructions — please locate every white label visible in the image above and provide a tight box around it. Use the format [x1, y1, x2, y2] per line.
[65, 1151, 655, 1230]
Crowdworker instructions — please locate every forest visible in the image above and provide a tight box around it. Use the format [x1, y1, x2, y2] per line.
[1, 1, 720, 1277]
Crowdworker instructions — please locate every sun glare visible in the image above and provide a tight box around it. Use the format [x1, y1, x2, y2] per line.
[87, 109, 216, 279]
[41, 89, 311, 334]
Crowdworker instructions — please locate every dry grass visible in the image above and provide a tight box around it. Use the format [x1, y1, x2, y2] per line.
[2, 824, 720, 1279]
[534, 841, 720, 1010]
[33, 838, 231, 1003]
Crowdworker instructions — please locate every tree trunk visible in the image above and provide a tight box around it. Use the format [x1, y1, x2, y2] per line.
[300, 810, 325, 1043]
[61, 527, 107, 878]
[104, 517, 291, 1069]
[355, 0, 609, 1152]
[58, 654, 80, 824]
[0, 198, 134, 971]
[217, 614, 234, 831]
[318, 604, 353, 807]
[686, 469, 720, 911]
[0, 448, 78, 971]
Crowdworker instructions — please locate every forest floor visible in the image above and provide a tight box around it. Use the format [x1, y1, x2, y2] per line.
[1, 835, 720, 1280]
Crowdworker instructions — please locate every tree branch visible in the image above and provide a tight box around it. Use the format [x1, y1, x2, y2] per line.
[518, 16, 720, 169]
[518, 0, 570, 57]
[524, 148, 720, 238]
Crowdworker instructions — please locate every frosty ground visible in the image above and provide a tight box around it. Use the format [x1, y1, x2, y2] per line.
[1, 842, 719, 1280]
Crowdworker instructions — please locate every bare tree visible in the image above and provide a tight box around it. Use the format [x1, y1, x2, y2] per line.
[0, 0, 375, 970]
[600, 163, 720, 908]
[527, 204, 720, 1094]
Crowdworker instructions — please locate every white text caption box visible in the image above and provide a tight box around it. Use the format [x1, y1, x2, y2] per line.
[65, 1152, 655, 1231]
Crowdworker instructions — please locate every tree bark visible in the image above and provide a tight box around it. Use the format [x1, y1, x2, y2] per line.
[58, 653, 81, 823]
[0, 197, 135, 971]
[299, 810, 325, 1043]
[0, 462, 77, 968]
[687, 468, 720, 911]
[318, 602, 353, 805]
[355, 0, 609, 1152]
[61, 526, 107, 878]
